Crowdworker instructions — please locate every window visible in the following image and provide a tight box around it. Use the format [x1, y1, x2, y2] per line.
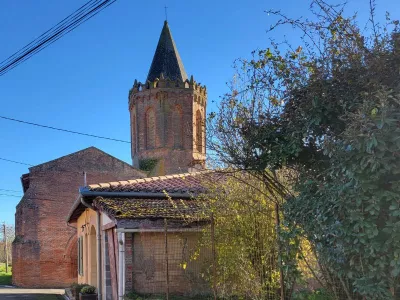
[78, 236, 84, 276]
[196, 110, 203, 153]
[146, 108, 156, 149]
[173, 106, 183, 149]
[131, 113, 137, 154]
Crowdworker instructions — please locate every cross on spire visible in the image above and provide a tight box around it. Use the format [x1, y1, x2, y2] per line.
[164, 5, 168, 21]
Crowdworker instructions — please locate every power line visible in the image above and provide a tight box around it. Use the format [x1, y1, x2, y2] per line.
[0, 0, 117, 76]
[0, 194, 21, 198]
[0, 0, 116, 76]
[0, 157, 33, 166]
[0, 188, 21, 193]
[0, 157, 137, 177]
[0, 0, 102, 74]
[0, 0, 98, 67]
[0, 115, 130, 143]
[0, 188, 85, 201]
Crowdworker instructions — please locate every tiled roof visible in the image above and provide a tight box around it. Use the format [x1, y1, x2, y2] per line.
[146, 21, 188, 82]
[87, 171, 215, 194]
[93, 197, 208, 220]
[67, 171, 223, 223]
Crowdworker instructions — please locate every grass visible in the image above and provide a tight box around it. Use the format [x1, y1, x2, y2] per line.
[35, 296, 65, 300]
[125, 292, 215, 300]
[0, 262, 12, 285]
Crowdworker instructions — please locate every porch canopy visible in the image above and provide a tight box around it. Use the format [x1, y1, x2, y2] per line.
[66, 170, 222, 228]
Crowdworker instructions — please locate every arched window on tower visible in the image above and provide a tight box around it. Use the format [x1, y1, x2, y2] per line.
[145, 108, 156, 149]
[196, 110, 203, 153]
[173, 105, 183, 149]
[131, 113, 137, 154]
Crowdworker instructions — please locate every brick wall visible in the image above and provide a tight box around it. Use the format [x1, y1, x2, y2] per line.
[129, 81, 207, 175]
[126, 232, 211, 296]
[12, 147, 145, 288]
[125, 233, 133, 289]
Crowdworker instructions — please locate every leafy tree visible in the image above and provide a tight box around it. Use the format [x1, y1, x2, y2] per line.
[199, 173, 299, 299]
[0, 224, 14, 264]
[208, 0, 400, 298]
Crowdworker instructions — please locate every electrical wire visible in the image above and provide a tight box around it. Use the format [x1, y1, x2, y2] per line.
[0, 0, 116, 75]
[0, 157, 33, 166]
[0, 0, 99, 67]
[0, 0, 117, 76]
[0, 115, 130, 143]
[0, 193, 21, 198]
[0, 188, 22, 193]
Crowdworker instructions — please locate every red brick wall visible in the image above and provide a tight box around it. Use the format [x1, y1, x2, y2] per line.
[129, 81, 207, 175]
[125, 233, 133, 289]
[12, 147, 145, 288]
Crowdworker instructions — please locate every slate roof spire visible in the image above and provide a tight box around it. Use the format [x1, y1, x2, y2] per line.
[146, 21, 188, 82]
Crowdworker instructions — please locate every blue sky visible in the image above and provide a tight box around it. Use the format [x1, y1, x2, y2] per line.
[0, 0, 398, 225]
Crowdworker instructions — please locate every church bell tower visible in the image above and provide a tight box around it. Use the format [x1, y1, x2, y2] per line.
[128, 21, 206, 175]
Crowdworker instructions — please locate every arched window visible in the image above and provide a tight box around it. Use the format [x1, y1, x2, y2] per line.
[131, 113, 136, 154]
[196, 110, 203, 153]
[173, 106, 183, 149]
[145, 108, 156, 149]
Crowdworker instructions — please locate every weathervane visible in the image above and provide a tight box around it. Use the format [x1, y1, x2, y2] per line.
[165, 5, 168, 21]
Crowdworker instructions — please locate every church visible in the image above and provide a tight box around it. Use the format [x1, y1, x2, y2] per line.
[128, 20, 206, 175]
[13, 20, 210, 299]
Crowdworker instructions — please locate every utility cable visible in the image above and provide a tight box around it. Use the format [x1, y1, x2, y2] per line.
[0, 193, 21, 198]
[0, 157, 33, 166]
[0, 0, 116, 76]
[0, 115, 130, 143]
[0, 188, 22, 193]
[0, 0, 114, 74]
[0, 0, 99, 67]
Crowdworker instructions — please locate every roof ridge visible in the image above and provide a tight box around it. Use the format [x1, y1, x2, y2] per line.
[30, 146, 146, 177]
[87, 170, 211, 190]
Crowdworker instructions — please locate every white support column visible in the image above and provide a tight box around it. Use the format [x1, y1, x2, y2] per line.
[122, 233, 126, 296]
[118, 231, 125, 300]
[101, 221, 107, 300]
[96, 212, 102, 300]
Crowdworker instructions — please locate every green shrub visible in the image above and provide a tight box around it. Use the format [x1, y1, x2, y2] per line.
[71, 282, 89, 297]
[124, 291, 144, 299]
[71, 282, 88, 289]
[80, 285, 97, 294]
[124, 291, 144, 300]
[292, 288, 333, 300]
[139, 158, 158, 172]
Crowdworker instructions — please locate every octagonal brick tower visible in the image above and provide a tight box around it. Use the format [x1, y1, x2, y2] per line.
[128, 21, 206, 175]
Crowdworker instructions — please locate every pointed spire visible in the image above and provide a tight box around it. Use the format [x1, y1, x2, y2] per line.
[146, 21, 188, 82]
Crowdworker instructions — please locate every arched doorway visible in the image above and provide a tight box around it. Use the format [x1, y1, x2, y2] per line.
[89, 226, 97, 287]
[65, 234, 78, 279]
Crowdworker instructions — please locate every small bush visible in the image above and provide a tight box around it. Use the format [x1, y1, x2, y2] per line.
[80, 285, 97, 294]
[292, 288, 333, 300]
[71, 283, 89, 297]
[139, 158, 158, 172]
[71, 282, 88, 289]
[124, 291, 144, 300]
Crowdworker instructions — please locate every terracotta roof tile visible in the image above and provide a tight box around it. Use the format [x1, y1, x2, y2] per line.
[87, 171, 217, 194]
